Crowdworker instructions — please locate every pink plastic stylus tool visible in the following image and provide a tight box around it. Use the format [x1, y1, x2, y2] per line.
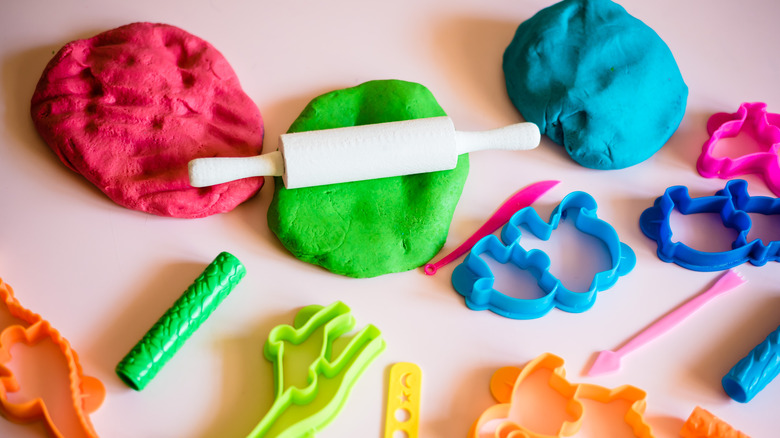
[423, 180, 560, 275]
[586, 269, 747, 377]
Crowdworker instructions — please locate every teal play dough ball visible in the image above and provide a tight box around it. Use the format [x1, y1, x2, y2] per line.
[267, 80, 469, 278]
[503, 0, 688, 169]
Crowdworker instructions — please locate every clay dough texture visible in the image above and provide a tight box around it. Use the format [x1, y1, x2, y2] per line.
[31, 22, 264, 218]
[503, 0, 688, 170]
[267, 80, 469, 278]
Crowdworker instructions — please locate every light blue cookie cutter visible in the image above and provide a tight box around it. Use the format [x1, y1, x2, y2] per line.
[640, 179, 780, 271]
[452, 191, 636, 319]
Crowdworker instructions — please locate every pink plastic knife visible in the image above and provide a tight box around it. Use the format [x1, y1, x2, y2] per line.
[423, 180, 560, 275]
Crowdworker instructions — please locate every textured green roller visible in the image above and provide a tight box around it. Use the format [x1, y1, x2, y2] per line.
[115, 251, 246, 390]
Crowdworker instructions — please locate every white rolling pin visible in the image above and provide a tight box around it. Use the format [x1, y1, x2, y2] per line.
[188, 116, 540, 189]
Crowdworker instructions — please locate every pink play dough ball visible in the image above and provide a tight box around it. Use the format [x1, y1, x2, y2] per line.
[30, 22, 264, 218]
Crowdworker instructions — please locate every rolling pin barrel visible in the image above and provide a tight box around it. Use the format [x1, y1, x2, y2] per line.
[280, 116, 458, 188]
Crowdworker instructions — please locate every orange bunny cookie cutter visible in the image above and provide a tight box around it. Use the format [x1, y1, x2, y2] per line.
[0, 278, 105, 437]
[470, 353, 653, 438]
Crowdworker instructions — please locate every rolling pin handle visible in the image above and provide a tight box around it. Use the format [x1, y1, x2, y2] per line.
[455, 122, 540, 155]
[188, 151, 284, 187]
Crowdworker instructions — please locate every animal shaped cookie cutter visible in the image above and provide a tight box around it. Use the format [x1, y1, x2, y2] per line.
[640, 179, 780, 271]
[452, 191, 635, 319]
[469, 353, 654, 438]
[697, 102, 780, 197]
[248, 301, 385, 437]
[0, 278, 105, 438]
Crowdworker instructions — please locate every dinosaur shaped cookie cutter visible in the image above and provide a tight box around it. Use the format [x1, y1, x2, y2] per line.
[247, 301, 385, 438]
[640, 179, 780, 271]
[697, 102, 780, 197]
[452, 191, 635, 319]
[0, 278, 105, 438]
[469, 352, 654, 438]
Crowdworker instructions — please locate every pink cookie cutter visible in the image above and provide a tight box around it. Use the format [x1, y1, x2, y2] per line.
[697, 102, 780, 196]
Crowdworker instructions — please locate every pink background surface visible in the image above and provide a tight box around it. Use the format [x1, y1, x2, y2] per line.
[1, 0, 779, 436]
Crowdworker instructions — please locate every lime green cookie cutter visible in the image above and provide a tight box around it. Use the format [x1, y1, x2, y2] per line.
[248, 301, 385, 438]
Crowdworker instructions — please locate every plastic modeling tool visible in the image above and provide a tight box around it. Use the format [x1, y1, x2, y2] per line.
[640, 179, 780, 271]
[586, 269, 747, 377]
[680, 406, 749, 438]
[722, 323, 780, 403]
[469, 353, 654, 438]
[248, 301, 385, 438]
[0, 278, 105, 438]
[452, 191, 635, 319]
[188, 116, 540, 189]
[697, 102, 780, 197]
[423, 180, 560, 275]
[384, 362, 421, 438]
[116, 251, 246, 390]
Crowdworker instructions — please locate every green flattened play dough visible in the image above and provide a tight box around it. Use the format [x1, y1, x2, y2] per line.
[267, 80, 469, 278]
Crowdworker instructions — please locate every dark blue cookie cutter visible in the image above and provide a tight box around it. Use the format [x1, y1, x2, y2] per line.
[451, 191, 636, 319]
[640, 179, 780, 271]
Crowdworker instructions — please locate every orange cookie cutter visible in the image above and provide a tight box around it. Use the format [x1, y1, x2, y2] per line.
[469, 353, 653, 438]
[0, 278, 105, 437]
[680, 406, 749, 438]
